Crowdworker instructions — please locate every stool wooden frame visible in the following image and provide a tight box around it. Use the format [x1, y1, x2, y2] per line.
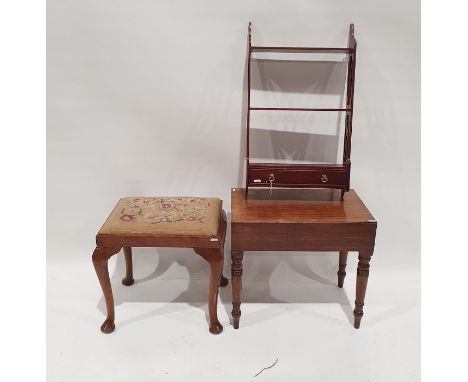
[92, 210, 228, 335]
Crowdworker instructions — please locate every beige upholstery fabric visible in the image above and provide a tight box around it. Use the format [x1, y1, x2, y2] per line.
[99, 197, 221, 237]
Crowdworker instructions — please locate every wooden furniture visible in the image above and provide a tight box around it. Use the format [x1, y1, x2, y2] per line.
[230, 188, 377, 329]
[92, 197, 228, 335]
[244, 23, 357, 199]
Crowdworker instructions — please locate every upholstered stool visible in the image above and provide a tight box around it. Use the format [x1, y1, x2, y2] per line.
[92, 196, 228, 335]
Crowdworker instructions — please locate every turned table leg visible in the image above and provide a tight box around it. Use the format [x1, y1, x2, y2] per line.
[92, 247, 120, 334]
[122, 247, 135, 286]
[337, 251, 348, 288]
[231, 250, 244, 329]
[353, 251, 372, 329]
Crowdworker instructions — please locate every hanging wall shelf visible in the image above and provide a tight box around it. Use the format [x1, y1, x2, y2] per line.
[244, 22, 357, 199]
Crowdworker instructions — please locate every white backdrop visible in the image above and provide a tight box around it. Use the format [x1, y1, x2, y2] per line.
[47, 1, 420, 380]
[47, 0, 420, 269]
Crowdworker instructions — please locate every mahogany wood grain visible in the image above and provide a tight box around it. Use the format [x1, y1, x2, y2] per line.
[93, 209, 228, 335]
[231, 188, 374, 224]
[230, 188, 377, 329]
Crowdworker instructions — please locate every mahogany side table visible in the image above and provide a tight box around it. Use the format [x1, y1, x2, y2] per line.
[93, 196, 228, 335]
[230, 188, 377, 329]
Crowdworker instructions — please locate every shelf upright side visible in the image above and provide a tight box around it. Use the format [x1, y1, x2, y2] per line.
[342, 23, 357, 198]
[245, 22, 252, 195]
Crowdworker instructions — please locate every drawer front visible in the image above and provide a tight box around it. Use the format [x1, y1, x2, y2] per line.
[248, 166, 349, 188]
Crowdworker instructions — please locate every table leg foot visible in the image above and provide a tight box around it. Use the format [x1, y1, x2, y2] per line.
[353, 302, 364, 329]
[122, 277, 134, 286]
[232, 302, 241, 329]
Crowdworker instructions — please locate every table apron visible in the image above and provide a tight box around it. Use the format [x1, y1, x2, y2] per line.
[231, 222, 376, 252]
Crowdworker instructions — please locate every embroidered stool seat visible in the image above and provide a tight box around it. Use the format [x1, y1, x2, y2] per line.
[92, 196, 228, 335]
[99, 197, 222, 238]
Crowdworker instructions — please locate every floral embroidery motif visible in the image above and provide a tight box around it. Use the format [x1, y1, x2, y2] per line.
[120, 214, 136, 222]
[119, 197, 212, 224]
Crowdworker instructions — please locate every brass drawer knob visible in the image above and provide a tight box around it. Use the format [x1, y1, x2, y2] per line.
[320, 174, 328, 183]
[268, 173, 275, 182]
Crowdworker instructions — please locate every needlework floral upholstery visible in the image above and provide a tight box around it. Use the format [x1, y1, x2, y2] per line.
[99, 197, 221, 237]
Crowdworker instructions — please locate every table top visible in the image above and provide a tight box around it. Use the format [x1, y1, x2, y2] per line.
[231, 188, 375, 224]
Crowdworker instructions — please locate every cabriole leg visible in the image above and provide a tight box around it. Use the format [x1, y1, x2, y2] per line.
[92, 247, 119, 334]
[207, 250, 224, 334]
[194, 248, 224, 335]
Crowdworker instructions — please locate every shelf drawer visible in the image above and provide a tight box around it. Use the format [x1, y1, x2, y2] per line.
[248, 164, 349, 189]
